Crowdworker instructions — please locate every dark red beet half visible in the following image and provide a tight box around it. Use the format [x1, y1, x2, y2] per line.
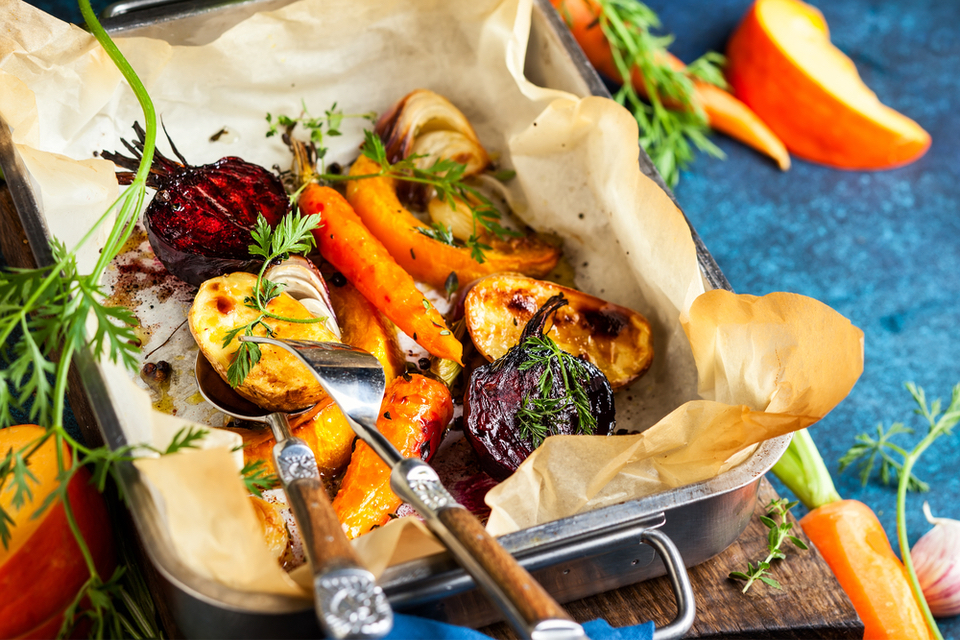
[102, 123, 289, 286]
[463, 294, 615, 480]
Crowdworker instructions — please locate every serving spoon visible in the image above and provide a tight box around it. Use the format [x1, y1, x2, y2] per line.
[238, 335, 590, 640]
[194, 352, 392, 639]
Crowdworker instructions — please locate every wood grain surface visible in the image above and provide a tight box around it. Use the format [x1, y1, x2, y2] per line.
[480, 480, 864, 640]
[1, 185, 863, 639]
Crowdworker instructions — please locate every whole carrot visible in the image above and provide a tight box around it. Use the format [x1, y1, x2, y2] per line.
[300, 184, 463, 365]
[773, 429, 933, 640]
[333, 374, 454, 539]
[552, 0, 789, 170]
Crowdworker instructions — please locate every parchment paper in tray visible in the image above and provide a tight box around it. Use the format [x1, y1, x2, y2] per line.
[0, 0, 863, 596]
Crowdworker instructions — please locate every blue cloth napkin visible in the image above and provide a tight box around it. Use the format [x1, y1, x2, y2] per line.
[387, 614, 654, 640]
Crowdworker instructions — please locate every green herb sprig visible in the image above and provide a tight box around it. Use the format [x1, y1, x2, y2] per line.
[729, 498, 808, 593]
[266, 101, 376, 174]
[566, 0, 726, 187]
[274, 108, 518, 263]
[515, 334, 598, 448]
[241, 459, 281, 498]
[223, 211, 325, 388]
[840, 382, 959, 639]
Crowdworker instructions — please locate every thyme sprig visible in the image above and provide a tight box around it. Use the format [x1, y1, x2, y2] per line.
[266, 101, 377, 174]
[338, 130, 517, 263]
[729, 498, 808, 593]
[566, 0, 726, 187]
[516, 334, 598, 448]
[274, 105, 517, 263]
[840, 382, 959, 639]
[223, 211, 324, 388]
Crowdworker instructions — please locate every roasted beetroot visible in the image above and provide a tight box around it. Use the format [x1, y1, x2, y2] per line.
[101, 123, 289, 286]
[463, 294, 615, 480]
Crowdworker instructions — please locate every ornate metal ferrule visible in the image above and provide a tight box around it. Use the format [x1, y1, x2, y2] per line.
[314, 568, 393, 639]
[391, 458, 456, 513]
[273, 438, 320, 485]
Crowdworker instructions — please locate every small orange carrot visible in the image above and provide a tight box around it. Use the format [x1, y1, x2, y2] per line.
[773, 430, 933, 640]
[345, 156, 561, 290]
[551, 0, 789, 170]
[332, 374, 454, 539]
[300, 184, 463, 365]
[800, 500, 932, 640]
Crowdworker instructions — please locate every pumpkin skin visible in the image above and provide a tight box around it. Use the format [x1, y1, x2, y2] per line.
[0, 425, 116, 639]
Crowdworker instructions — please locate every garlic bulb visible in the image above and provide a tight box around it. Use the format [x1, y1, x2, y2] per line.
[911, 502, 960, 617]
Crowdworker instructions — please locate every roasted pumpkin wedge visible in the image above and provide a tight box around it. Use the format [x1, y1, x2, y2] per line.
[189, 271, 339, 413]
[463, 274, 653, 389]
[234, 397, 357, 479]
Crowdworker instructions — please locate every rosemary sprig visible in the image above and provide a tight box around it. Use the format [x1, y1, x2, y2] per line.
[515, 334, 598, 448]
[572, 0, 726, 187]
[840, 382, 959, 639]
[729, 498, 808, 592]
[223, 211, 324, 388]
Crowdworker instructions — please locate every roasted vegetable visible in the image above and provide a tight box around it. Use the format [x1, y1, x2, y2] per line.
[189, 271, 339, 412]
[345, 155, 561, 289]
[102, 123, 289, 286]
[250, 496, 289, 562]
[333, 374, 454, 539]
[464, 273, 653, 389]
[228, 270, 406, 480]
[300, 182, 464, 364]
[233, 397, 357, 479]
[464, 295, 615, 480]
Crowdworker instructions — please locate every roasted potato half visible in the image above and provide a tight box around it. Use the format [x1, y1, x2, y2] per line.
[463, 274, 653, 389]
[189, 272, 339, 412]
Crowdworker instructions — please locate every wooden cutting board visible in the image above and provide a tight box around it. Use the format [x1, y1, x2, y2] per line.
[480, 479, 864, 640]
[1, 185, 863, 639]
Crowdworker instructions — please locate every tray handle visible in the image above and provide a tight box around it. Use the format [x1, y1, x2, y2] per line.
[644, 528, 695, 640]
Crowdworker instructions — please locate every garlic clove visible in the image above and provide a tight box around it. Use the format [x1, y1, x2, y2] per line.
[911, 502, 960, 617]
[263, 256, 341, 340]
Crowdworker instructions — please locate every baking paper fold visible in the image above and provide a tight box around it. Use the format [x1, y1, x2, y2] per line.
[0, 0, 862, 597]
[484, 290, 864, 534]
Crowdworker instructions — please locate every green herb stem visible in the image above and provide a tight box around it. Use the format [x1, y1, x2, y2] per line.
[896, 436, 943, 640]
[771, 428, 842, 511]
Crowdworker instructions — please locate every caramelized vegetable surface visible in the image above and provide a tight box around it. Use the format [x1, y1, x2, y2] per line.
[464, 274, 653, 389]
[303, 183, 464, 364]
[464, 295, 616, 480]
[189, 272, 339, 412]
[333, 374, 454, 539]
[345, 155, 561, 290]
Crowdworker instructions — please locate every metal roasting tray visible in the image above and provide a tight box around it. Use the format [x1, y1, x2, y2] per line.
[0, 0, 792, 637]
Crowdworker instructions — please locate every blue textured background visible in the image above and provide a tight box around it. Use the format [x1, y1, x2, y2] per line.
[10, 0, 960, 637]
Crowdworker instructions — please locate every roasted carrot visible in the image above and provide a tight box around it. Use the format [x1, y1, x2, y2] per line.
[332, 374, 454, 539]
[344, 156, 561, 290]
[773, 429, 933, 640]
[300, 184, 463, 365]
[551, 0, 790, 170]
